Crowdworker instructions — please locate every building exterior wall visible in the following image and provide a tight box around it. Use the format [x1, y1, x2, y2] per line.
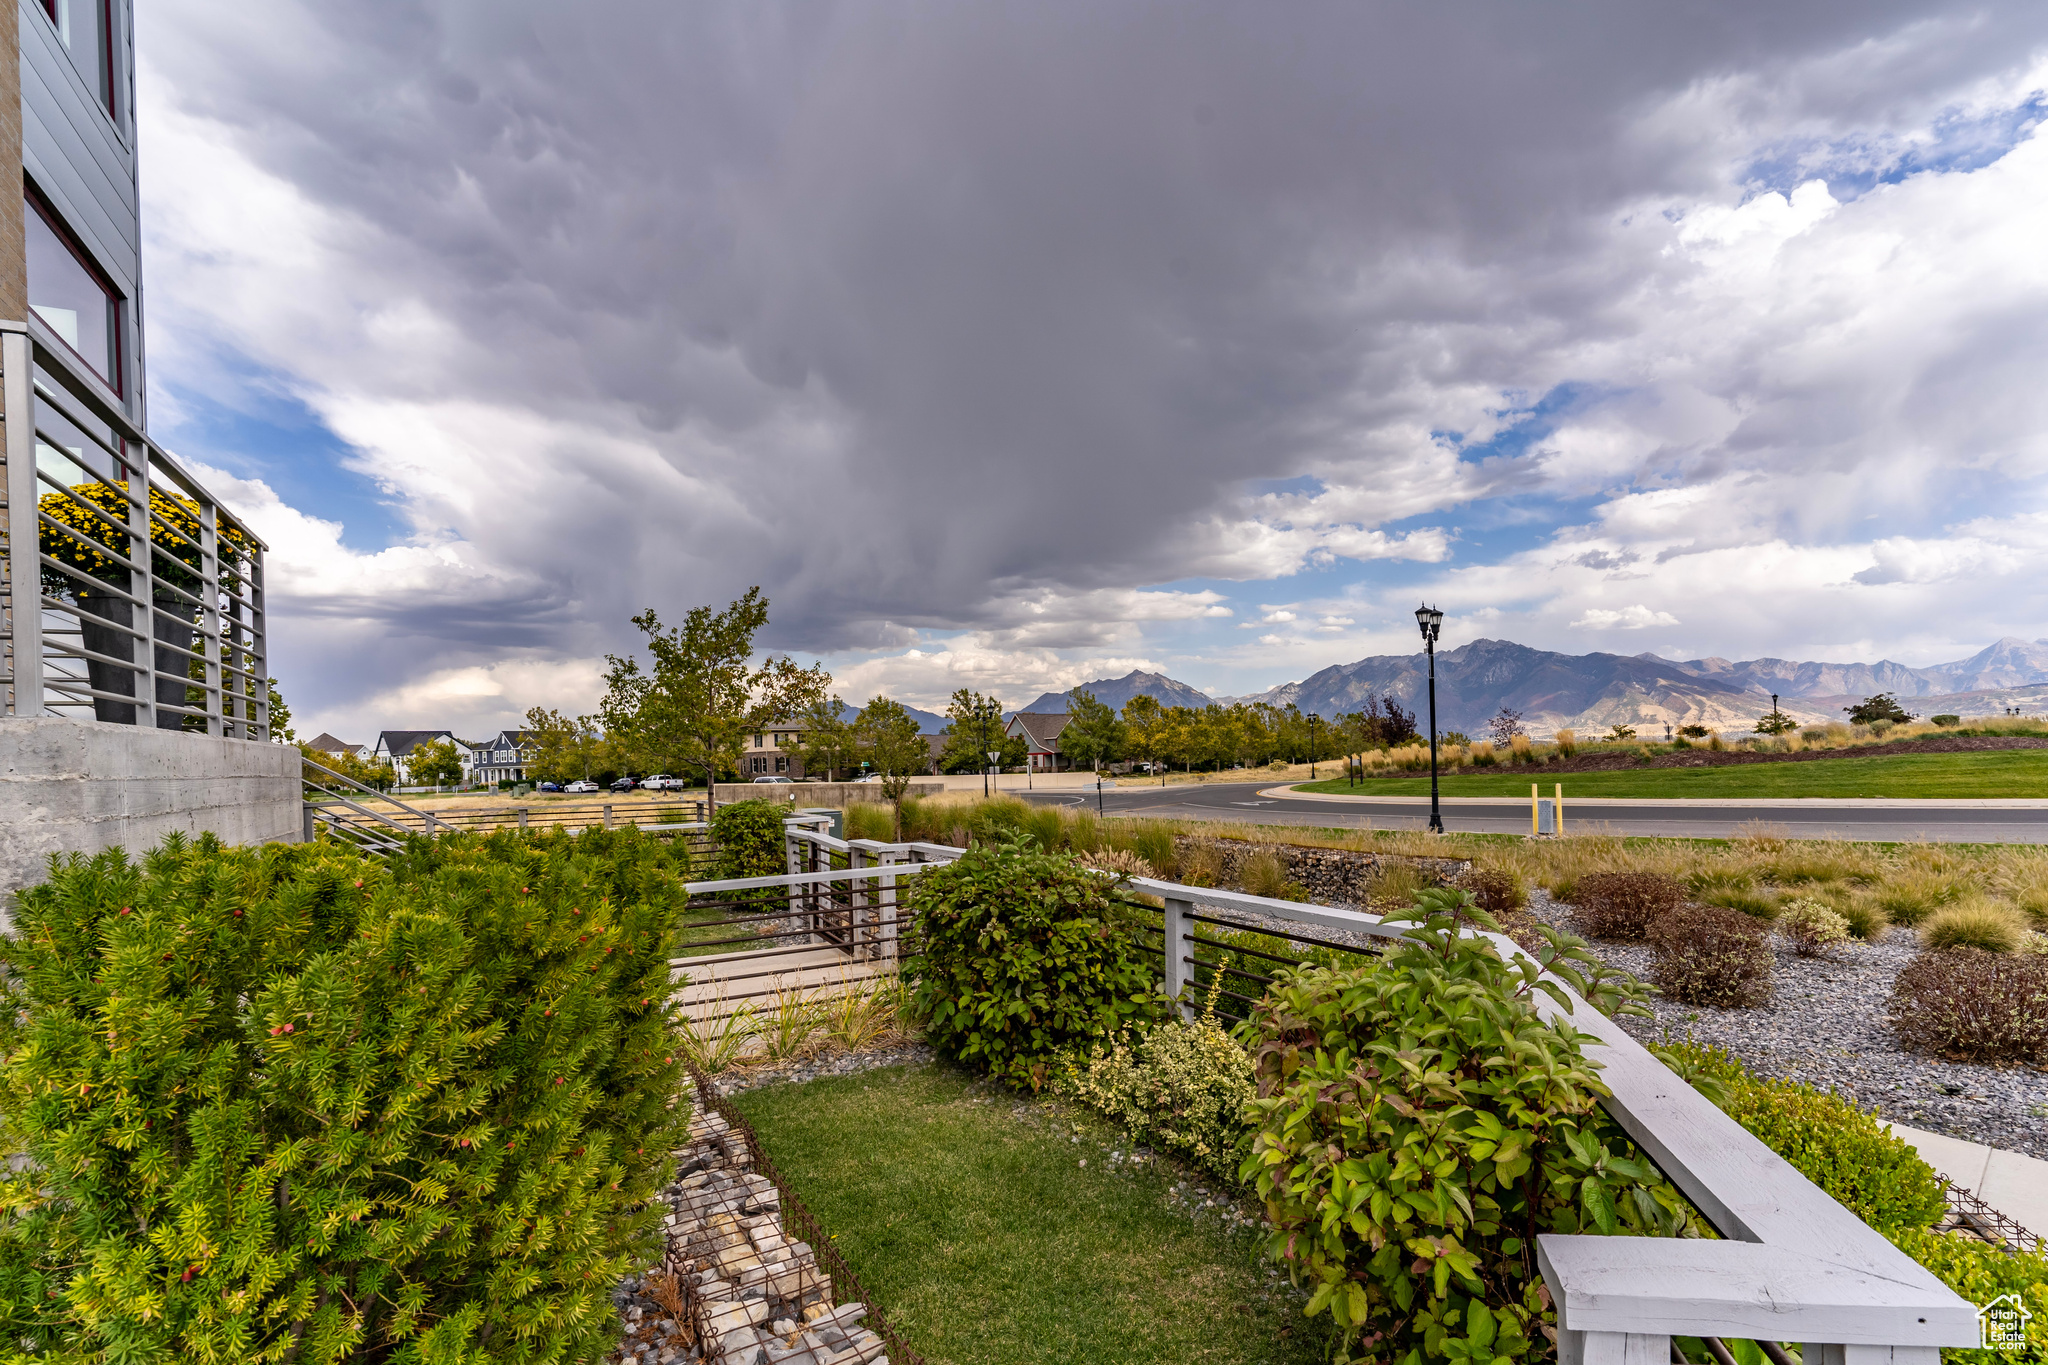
[18, 0, 142, 423]
[0, 715, 301, 911]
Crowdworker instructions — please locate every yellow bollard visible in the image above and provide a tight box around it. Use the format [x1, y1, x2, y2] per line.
[1556, 783, 1565, 836]
[1531, 783, 1539, 836]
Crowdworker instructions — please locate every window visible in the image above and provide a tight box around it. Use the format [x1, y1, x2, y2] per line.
[775, 756, 788, 773]
[26, 190, 120, 390]
[41, 0, 116, 119]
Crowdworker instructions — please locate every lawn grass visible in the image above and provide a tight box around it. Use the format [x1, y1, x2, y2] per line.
[1291, 748, 2048, 800]
[731, 1063, 1323, 1365]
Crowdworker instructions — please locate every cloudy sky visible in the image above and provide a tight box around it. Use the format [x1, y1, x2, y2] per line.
[135, 1, 2048, 738]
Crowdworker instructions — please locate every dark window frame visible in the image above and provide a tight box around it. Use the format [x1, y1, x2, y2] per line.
[25, 181, 124, 394]
[35, 0, 119, 121]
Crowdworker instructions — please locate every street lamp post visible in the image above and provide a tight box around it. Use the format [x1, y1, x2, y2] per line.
[1415, 604, 1445, 834]
[1309, 713, 1319, 779]
[979, 712, 991, 798]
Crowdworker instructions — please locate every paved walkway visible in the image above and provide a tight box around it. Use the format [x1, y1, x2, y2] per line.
[1887, 1122, 2048, 1240]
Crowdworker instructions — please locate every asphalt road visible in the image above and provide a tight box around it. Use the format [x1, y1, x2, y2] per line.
[1018, 781, 2048, 843]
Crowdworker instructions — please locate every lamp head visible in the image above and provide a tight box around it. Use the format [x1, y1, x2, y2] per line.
[1415, 603, 1444, 644]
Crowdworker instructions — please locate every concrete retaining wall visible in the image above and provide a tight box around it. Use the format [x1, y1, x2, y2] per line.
[0, 717, 302, 909]
[710, 781, 944, 808]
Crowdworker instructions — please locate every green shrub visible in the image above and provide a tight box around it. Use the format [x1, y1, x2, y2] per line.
[1242, 890, 1703, 1364]
[1889, 1227, 2048, 1363]
[902, 841, 1166, 1090]
[0, 830, 688, 1363]
[1665, 1045, 1946, 1235]
[1649, 903, 1773, 1007]
[710, 798, 789, 880]
[1057, 1001, 1256, 1183]
[1777, 898, 1853, 957]
[1931, 714, 1961, 728]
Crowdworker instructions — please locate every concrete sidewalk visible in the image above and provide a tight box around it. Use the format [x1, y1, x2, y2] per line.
[1886, 1122, 2048, 1240]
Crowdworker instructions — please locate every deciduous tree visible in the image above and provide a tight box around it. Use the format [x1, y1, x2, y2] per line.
[852, 697, 932, 836]
[406, 738, 466, 787]
[1058, 688, 1125, 773]
[599, 588, 830, 809]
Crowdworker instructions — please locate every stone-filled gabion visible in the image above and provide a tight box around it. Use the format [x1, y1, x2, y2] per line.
[612, 1107, 891, 1365]
[1171, 835, 1463, 905]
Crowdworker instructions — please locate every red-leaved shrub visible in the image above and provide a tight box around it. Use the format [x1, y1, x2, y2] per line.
[1890, 949, 2048, 1065]
[1648, 903, 1773, 1007]
[1571, 871, 1685, 941]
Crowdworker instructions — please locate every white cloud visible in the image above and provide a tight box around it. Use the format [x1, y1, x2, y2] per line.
[1570, 605, 1682, 630]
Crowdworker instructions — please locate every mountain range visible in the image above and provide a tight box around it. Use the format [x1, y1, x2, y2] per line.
[1001, 639, 2048, 737]
[1013, 670, 1216, 716]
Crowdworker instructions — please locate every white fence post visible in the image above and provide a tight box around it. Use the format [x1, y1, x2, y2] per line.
[1162, 896, 1194, 1021]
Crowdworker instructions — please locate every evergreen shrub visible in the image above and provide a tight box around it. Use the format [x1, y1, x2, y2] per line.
[1243, 890, 1706, 1365]
[0, 828, 690, 1364]
[1663, 1044, 1946, 1235]
[902, 841, 1165, 1090]
[709, 799, 789, 881]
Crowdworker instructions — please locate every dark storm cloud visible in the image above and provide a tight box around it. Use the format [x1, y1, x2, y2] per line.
[141, 0, 2048, 693]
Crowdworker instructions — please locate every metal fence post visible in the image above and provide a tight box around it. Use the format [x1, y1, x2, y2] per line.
[302, 804, 316, 843]
[1163, 896, 1194, 1021]
[1, 327, 41, 715]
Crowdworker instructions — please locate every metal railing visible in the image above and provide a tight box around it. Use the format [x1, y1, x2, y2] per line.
[668, 819, 960, 1023]
[1, 318, 269, 735]
[1128, 879, 1979, 1365]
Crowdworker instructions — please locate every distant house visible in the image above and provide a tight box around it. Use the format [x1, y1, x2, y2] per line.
[740, 725, 807, 779]
[372, 731, 458, 775]
[303, 732, 358, 760]
[475, 730, 536, 785]
[1005, 712, 1071, 773]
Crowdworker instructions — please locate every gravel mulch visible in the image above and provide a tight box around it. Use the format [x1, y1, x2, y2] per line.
[710, 1040, 935, 1097]
[1524, 889, 2048, 1160]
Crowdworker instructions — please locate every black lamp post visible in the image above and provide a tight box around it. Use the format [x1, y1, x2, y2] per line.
[979, 710, 990, 798]
[1415, 603, 1445, 834]
[1309, 713, 1319, 778]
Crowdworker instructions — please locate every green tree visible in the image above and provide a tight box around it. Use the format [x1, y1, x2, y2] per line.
[1604, 722, 1638, 742]
[298, 742, 398, 792]
[939, 689, 1023, 775]
[1755, 705, 1797, 736]
[1057, 688, 1125, 773]
[265, 678, 295, 743]
[785, 695, 858, 782]
[406, 737, 466, 787]
[599, 588, 830, 808]
[1121, 694, 1165, 773]
[852, 696, 931, 836]
[525, 707, 615, 782]
[1846, 692, 1914, 725]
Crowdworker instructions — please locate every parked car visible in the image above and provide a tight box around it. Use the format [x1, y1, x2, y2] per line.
[750, 775, 792, 784]
[851, 774, 883, 784]
[565, 779, 599, 794]
[610, 776, 637, 792]
[642, 774, 679, 791]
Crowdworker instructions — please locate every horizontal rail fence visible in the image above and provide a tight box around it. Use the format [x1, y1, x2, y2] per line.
[3, 320, 269, 733]
[669, 820, 961, 1025]
[302, 756, 713, 859]
[1120, 877, 1979, 1365]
